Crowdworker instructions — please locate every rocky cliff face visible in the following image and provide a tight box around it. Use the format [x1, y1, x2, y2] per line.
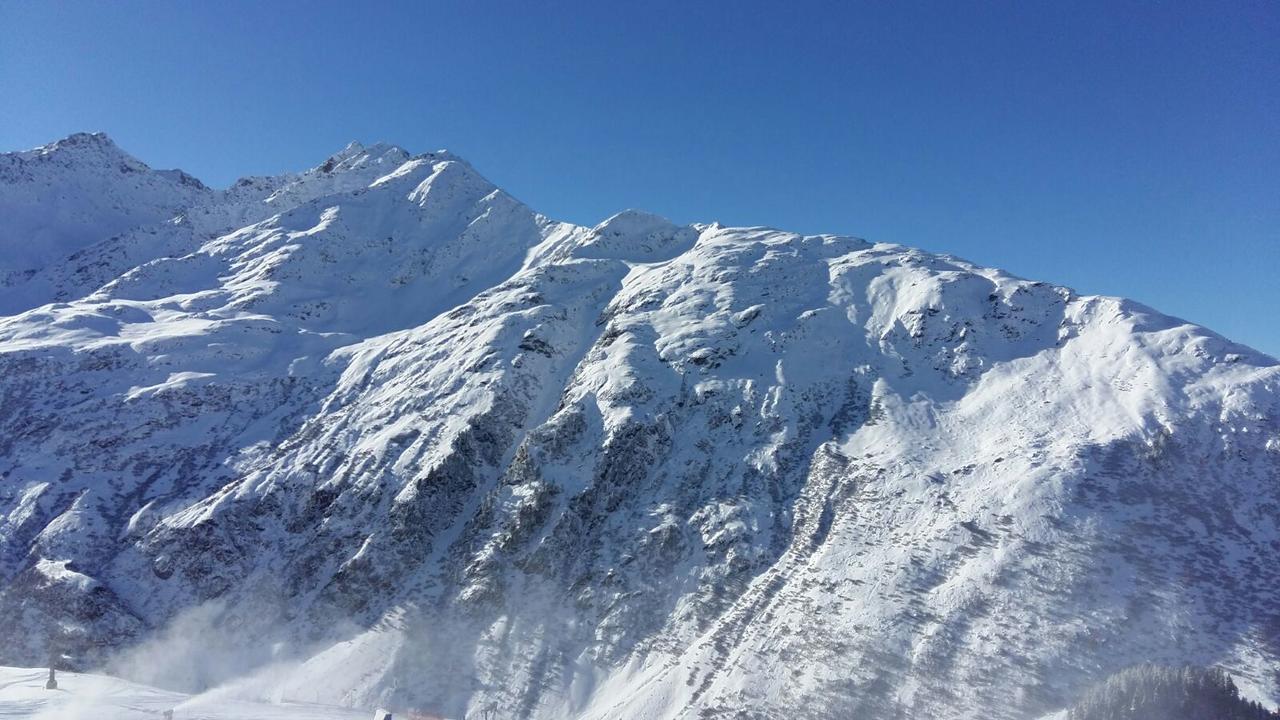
[0, 134, 1276, 719]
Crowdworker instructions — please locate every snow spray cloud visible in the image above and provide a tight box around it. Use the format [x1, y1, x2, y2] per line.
[96, 595, 378, 709]
[103, 599, 275, 692]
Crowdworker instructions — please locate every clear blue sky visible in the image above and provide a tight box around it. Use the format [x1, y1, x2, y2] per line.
[2, 1, 1277, 355]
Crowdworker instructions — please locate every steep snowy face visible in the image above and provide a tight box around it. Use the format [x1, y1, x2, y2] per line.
[0, 135, 1277, 720]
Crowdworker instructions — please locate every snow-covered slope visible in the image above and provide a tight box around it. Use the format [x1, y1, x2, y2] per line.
[0, 665, 372, 720]
[0, 133, 209, 281]
[0, 135, 417, 316]
[0, 134, 1276, 720]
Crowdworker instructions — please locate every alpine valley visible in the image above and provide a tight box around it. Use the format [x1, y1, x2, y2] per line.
[1, 133, 1277, 719]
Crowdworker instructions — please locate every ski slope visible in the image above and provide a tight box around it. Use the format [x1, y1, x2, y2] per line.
[0, 666, 371, 720]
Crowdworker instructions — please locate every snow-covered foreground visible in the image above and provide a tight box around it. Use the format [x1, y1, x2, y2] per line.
[0, 666, 371, 720]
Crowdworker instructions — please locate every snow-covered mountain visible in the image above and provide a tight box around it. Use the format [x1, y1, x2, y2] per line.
[0, 133, 1276, 720]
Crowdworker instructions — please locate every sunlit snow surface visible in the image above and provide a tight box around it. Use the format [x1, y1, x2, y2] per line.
[0, 133, 1277, 719]
[0, 666, 370, 720]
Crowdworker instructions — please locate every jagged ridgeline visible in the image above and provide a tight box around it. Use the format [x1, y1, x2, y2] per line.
[1067, 665, 1279, 720]
[0, 134, 1278, 719]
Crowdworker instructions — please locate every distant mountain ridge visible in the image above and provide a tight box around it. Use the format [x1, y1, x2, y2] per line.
[0, 133, 1276, 719]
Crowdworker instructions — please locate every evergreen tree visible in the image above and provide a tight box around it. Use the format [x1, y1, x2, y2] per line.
[1067, 664, 1278, 720]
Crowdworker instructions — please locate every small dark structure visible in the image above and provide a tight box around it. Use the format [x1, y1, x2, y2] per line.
[44, 665, 57, 690]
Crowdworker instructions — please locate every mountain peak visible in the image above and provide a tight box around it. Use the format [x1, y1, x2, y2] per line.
[0, 132, 212, 277]
[317, 140, 412, 173]
[13, 131, 133, 164]
[571, 209, 698, 262]
[52, 131, 117, 148]
[591, 208, 678, 235]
